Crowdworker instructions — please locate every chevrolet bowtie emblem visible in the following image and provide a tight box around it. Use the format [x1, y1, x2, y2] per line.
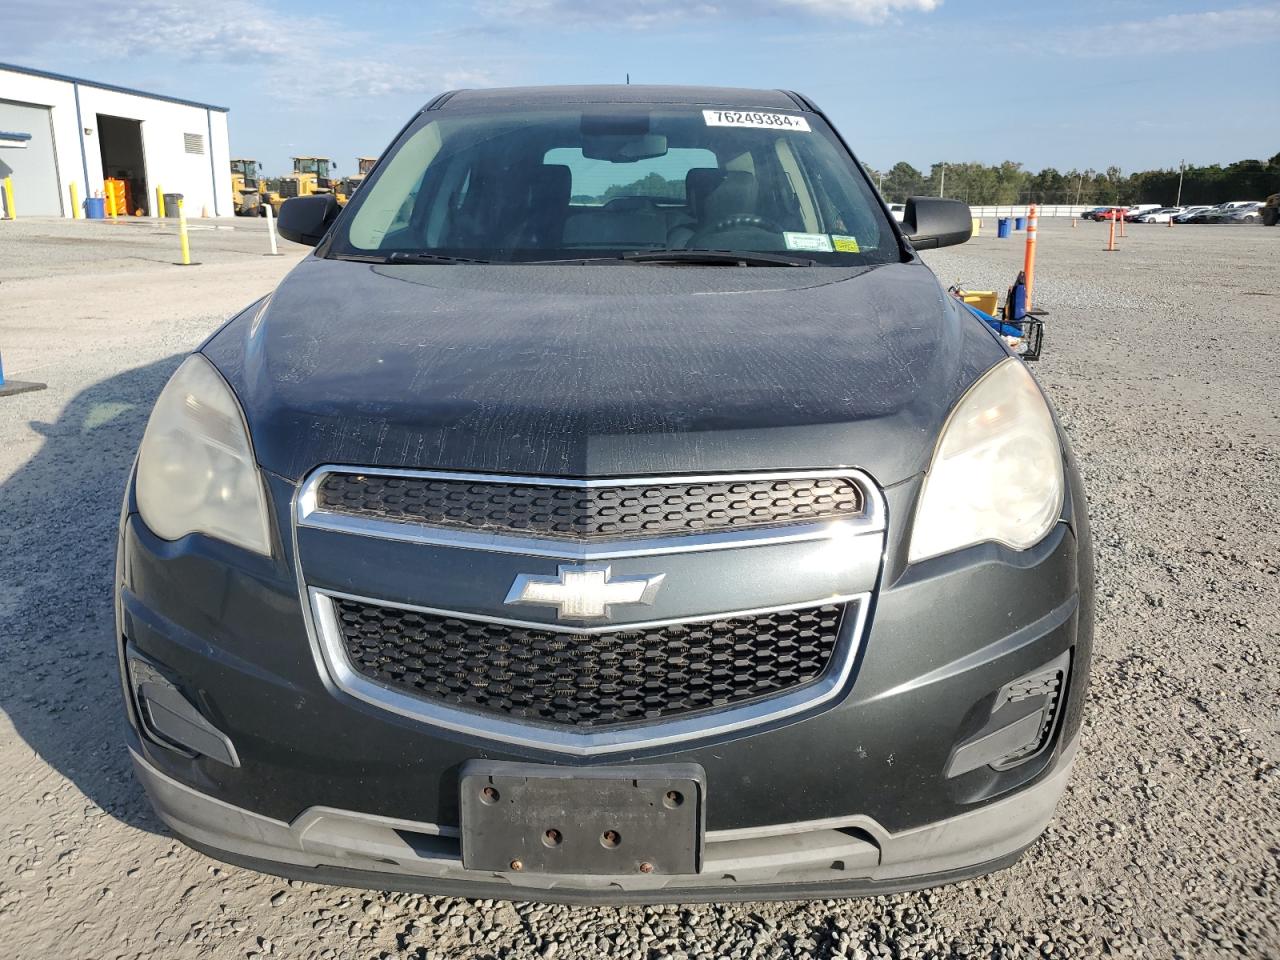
[504, 564, 665, 621]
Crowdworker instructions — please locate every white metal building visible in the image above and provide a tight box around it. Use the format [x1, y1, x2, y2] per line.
[0, 62, 232, 218]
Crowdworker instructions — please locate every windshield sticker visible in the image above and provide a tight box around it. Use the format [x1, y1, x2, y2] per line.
[783, 232, 833, 253]
[703, 110, 811, 132]
[831, 235, 861, 253]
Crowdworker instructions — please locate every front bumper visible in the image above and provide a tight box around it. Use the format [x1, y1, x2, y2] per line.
[130, 731, 1078, 903]
[117, 464, 1093, 901]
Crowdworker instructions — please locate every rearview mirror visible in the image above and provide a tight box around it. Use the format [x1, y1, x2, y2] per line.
[900, 197, 972, 249]
[277, 194, 340, 246]
[582, 133, 668, 162]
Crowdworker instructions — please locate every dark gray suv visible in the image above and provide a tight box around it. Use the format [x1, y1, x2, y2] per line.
[116, 85, 1093, 903]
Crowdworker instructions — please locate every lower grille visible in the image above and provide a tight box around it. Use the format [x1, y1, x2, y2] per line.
[332, 598, 846, 728]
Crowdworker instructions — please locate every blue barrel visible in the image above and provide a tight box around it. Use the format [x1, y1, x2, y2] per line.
[84, 197, 105, 219]
[1014, 216, 1026, 231]
[997, 217, 1011, 238]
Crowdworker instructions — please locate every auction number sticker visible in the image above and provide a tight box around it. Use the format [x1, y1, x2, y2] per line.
[703, 110, 811, 132]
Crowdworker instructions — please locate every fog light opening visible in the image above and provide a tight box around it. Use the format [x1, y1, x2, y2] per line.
[990, 655, 1069, 770]
[945, 651, 1071, 779]
[125, 644, 240, 768]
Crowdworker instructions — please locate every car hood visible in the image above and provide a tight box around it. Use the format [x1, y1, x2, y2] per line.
[203, 256, 1005, 486]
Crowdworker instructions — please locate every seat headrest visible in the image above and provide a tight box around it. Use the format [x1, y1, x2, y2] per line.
[531, 163, 571, 202]
[702, 170, 758, 224]
[685, 168, 726, 220]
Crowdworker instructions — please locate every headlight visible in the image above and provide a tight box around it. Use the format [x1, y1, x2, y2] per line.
[135, 354, 272, 556]
[908, 358, 1063, 563]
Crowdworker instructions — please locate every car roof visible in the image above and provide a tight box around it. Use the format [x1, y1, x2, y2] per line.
[431, 85, 809, 112]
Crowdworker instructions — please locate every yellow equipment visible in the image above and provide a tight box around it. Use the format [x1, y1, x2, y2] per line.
[341, 156, 377, 198]
[104, 178, 133, 217]
[269, 157, 345, 213]
[230, 159, 265, 216]
[954, 288, 999, 318]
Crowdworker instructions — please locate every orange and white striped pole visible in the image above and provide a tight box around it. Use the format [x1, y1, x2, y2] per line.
[1023, 204, 1039, 309]
[1105, 211, 1117, 252]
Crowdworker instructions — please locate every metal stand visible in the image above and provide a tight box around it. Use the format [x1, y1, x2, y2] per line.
[0, 379, 47, 398]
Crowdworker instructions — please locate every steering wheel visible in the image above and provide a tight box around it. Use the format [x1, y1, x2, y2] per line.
[699, 213, 784, 236]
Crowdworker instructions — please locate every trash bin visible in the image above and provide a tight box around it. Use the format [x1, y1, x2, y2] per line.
[1014, 216, 1026, 231]
[997, 217, 1011, 238]
[84, 197, 105, 219]
[163, 193, 183, 218]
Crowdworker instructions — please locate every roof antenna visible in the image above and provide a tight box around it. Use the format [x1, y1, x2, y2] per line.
[626, 73, 630, 85]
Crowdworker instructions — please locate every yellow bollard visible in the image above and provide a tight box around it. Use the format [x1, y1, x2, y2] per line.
[70, 182, 81, 218]
[2, 176, 15, 220]
[156, 187, 166, 219]
[177, 198, 192, 266]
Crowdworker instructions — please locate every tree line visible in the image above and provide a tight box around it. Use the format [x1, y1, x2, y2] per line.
[866, 154, 1280, 206]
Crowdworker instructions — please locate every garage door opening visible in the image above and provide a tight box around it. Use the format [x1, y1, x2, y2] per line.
[97, 114, 149, 215]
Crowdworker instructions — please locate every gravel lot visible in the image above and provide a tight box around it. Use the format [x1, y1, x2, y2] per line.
[0, 216, 1276, 959]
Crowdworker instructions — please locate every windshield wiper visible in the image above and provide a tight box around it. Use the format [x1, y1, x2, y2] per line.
[384, 251, 490, 265]
[329, 252, 490, 265]
[622, 249, 816, 267]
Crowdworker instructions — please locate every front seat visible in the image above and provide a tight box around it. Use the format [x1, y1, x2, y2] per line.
[668, 168, 725, 248]
[516, 163, 572, 248]
[686, 171, 761, 249]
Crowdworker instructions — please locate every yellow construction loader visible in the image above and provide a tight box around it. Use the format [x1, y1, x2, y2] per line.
[230, 159, 264, 216]
[268, 157, 345, 214]
[341, 156, 377, 199]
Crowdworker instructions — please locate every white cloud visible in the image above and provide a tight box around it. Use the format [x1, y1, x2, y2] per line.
[781, 0, 940, 21]
[482, 0, 940, 27]
[1037, 6, 1280, 57]
[0, 0, 494, 102]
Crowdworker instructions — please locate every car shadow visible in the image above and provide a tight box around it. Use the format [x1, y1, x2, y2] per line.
[0, 355, 185, 834]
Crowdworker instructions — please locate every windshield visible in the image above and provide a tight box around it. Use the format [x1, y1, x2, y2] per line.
[330, 106, 897, 265]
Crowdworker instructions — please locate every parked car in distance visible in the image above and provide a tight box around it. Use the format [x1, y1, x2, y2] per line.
[1190, 202, 1260, 224]
[1094, 207, 1128, 221]
[1122, 204, 1162, 221]
[1079, 206, 1110, 220]
[1221, 202, 1264, 223]
[1132, 207, 1184, 223]
[1172, 205, 1213, 223]
[888, 203, 905, 222]
[117, 83, 1094, 904]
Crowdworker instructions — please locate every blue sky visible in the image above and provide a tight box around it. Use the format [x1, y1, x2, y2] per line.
[4, 0, 1277, 177]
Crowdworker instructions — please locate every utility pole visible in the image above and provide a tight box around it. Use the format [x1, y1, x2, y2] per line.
[938, 164, 945, 198]
[878, 171, 884, 195]
[1175, 159, 1185, 206]
[1075, 173, 1084, 206]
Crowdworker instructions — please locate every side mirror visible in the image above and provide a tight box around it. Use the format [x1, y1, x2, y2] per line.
[277, 194, 340, 246]
[900, 197, 972, 249]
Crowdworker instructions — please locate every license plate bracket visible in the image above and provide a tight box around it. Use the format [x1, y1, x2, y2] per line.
[460, 760, 705, 876]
